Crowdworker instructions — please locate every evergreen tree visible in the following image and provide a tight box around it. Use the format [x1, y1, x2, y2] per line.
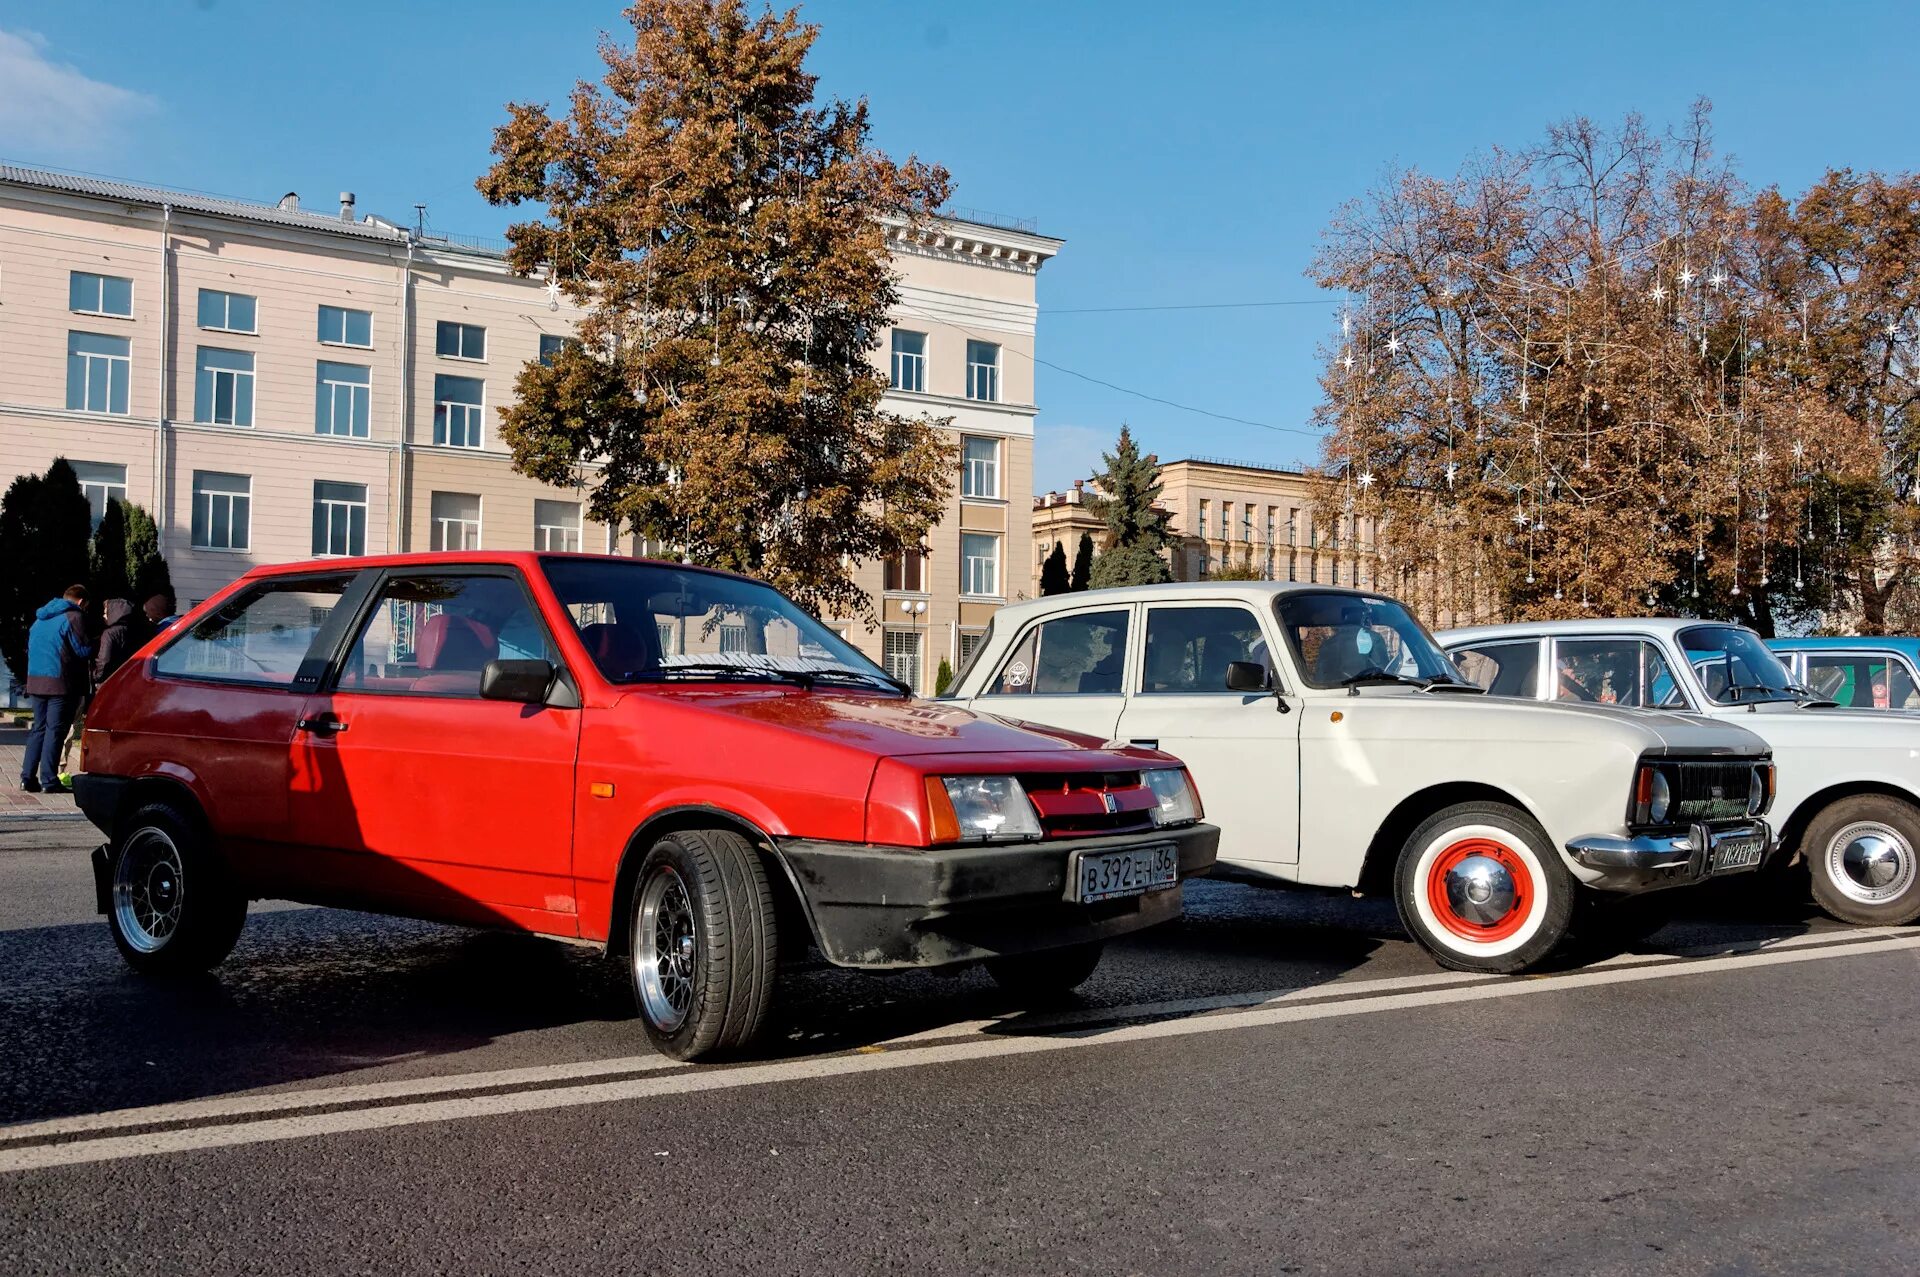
[933, 657, 956, 697]
[1039, 541, 1069, 595]
[89, 498, 131, 606]
[122, 502, 174, 608]
[478, 0, 954, 623]
[1085, 426, 1172, 587]
[1070, 532, 1094, 592]
[0, 459, 93, 682]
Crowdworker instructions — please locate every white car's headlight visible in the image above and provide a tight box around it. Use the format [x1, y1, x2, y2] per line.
[936, 775, 1042, 841]
[1648, 770, 1672, 825]
[1144, 768, 1200, 826]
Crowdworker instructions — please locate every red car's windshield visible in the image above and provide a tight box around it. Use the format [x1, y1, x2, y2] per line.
[539, 557, 900, 691]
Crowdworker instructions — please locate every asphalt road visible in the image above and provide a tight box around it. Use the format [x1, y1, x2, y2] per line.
[3, 819, 1916, 1275]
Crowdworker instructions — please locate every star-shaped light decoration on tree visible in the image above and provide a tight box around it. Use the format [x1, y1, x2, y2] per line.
[1512, 506, 1530, 527]
[1648, 283, 1668, 304]
[1792, 440, 1807, 461]
[545, 275, 562, 310]
[1356, 471, 1376, 491]
[1445, 461, 1458, 488]
[1710, 269, 1728, 291]
[1341, 352, 1356, 371]
[1678, 266, 1695, 287]
[1753, 448, 1769, 468]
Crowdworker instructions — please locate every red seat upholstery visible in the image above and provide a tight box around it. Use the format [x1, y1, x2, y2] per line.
[412, 612, 498, 694]
[578, 622, 655, 678]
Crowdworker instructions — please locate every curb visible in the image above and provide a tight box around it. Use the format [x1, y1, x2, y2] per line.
[0, 810, 89, 825]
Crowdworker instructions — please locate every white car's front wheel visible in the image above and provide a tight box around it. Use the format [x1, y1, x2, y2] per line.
[1804, 794, 1920, 926]
[1394, 801, 1575, 974]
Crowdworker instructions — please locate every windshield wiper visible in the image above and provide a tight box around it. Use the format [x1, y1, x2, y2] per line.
[1338, 670, 1432, 693]
[806, 667, 913, 696]
[638, 663, 814, 688]
[1423, 677, 1486, 694]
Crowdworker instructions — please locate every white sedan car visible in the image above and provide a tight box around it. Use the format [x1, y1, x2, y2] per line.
[1443, 617, 1920, 926]
[950, 582, 1775, 973]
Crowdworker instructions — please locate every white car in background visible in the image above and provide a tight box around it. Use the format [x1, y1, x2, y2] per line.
[949, 583, 1775, 974]
[1443, 618, 1920, 927]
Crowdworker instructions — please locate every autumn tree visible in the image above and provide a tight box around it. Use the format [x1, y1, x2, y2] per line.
[1039, 541, 1069, 595]
[1310, 102, 1872, 633]
[478, 0, 954, 623]
[1087, 425, 1173, 588]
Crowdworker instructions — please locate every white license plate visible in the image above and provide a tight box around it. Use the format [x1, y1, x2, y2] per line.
[1070, 843, 1178, 903]
[1711, 836, 1764, 874]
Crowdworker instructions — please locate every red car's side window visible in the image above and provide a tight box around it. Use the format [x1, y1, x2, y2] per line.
[152, 575, 354, 687]
[336, 572, 559, 698]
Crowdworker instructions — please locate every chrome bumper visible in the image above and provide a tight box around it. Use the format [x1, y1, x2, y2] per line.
[1565, 820, 1773, 892]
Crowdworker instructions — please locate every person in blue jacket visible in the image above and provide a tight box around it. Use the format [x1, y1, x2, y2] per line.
[20, 585, 93, 795]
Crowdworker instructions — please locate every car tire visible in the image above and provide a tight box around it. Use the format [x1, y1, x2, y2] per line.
[628, 828, 778, 1062]
[1394, 800, 1575, 974]
[106, 800, 247, 975]
[985, 941, 1104, 1000]
[1804, 794, 1920, 926]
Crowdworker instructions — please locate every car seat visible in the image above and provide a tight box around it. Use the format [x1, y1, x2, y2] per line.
[412, 613, 498, 694]
[579, 622, 659, 680]
[1313, 627, 1378, 685]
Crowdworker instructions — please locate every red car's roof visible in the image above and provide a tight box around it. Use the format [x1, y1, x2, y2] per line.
[241, 550, 756, 584]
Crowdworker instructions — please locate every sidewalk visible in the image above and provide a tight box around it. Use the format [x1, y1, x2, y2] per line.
[0, 735, 86, 819]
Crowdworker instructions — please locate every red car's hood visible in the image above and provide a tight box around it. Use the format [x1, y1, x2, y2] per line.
[626, 686, 1125, 758]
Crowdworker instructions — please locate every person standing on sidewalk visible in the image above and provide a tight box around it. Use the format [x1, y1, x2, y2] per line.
[142, 593, 178, 633]
[55, 597, 143, 785]
[20, 585, 92, 795]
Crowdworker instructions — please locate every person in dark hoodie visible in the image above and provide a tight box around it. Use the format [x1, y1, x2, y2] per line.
[20, 585, 92, 795]
[91, 598, 143, 686]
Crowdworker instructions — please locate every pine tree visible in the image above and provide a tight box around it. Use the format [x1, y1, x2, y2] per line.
[89, 498, 131, 606]
[1039, 542, 1069, 595]
[477, 0, 954, 623]
[1086, 426, 1172, 587]
[933, 657, 956, 697]
[122, 502, 174, 610]
[0, 459, 93, 683]
[1070, 532, 1094, 591]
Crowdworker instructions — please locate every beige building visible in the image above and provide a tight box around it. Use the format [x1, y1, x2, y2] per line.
[1032, 455, 1379, 592]
[0, 165, 1059, 693]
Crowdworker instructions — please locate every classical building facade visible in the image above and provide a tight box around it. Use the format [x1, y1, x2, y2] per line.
[1033, 456, 1380, 592]
[0, 165, 1059, 693]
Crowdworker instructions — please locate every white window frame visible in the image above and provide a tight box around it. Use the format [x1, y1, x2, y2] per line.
[890, 329, 927, 392]
[72, 461, 128, 531]
[534, 498, 583, 551]
[197, 288, 258, 335]
[430, 492, 482, 551]
[311, 481, 369, 557]
[965, 340, 1001, 403]
[434, 376, 486, 449]
[961, 435, 1000, 499]
[318, 305, 374, 349]
[882, 628, 923, 693]
[191, 471, 252, 552]
[316, 361, 372, 438]
[195, 347, 256, 428]
[961, 532, 1001, 598]
[436, 321, 487, 362]
[69, 271, 133, 319]
[67, 331, 131, 415]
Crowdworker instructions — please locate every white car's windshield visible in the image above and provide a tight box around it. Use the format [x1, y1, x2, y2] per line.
[1275, 591, 1468, 690]
[540, 557, 903, 692]
[1679, 625, 1800, 704]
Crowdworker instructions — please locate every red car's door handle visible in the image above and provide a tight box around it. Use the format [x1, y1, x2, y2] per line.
[296, 713, 349, 735]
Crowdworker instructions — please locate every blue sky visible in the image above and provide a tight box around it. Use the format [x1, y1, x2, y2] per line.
[3, 1, 1917, 491]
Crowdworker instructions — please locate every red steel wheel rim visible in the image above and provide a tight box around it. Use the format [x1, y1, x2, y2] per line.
[1426, 837, 1532, 942]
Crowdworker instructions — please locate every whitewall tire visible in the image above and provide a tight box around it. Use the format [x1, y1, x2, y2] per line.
[1394, 801, 1575, 974]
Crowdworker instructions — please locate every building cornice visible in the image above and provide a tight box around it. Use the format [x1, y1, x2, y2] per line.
[883, 214, 1062, 275]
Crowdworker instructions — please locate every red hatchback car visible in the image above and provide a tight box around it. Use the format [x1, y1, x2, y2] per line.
[72, 553, 1217, 1059]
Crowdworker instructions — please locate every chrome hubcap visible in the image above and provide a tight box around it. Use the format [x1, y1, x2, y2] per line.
[635, 867, 696, 1033]
[112, 828, 183, 953]
[1444, 854, 1517, 926]
[1828, 822, 1914, 905]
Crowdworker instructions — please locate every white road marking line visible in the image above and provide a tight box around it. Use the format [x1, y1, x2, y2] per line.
[4, 931, 1915, 1175]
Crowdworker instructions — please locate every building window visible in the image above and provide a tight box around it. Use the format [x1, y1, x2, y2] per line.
[1266, 508, 1277, 544]
[1241, 506, 1253, 542]
[191, 471, 251, 551]
[318, 305, 373, 348]
[965, 340, 1000, 402]
[538, 333, 573, 366]
[890, 329, 927, 392]
[197, 289, 257, 334]
[534, 498, 582, 551]
[433, 375, 485, 448]
[72, 461, 128, 531]
[883, 629, 923, 693]
[960, 435, 1000, 499]
[66, 332, 130, 414]
[1219, 503, 1230, 541]
[315, 361, 371, 437]
[311, 480, 368, 557]
[957, 629, 987, 674]
[1197, 500, 1209, 540]
[884, 549, 925, 593]
[1288, 508, 1300, 546]
[436, 321, 486, 361]
[961, 532, 1000, 597]
[69, 271, 132, 318]
[430, 491, 481, 551]
[194, 348, 256, 427]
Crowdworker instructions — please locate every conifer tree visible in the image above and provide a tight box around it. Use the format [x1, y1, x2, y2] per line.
[89, 498, 131, 606]
[1070, 532, 1094, 591]
[0, 459, 92, 681]
[1039, 541, 1069, 595]
[1086, 426, 1173, 588]
[123, 502, 174, 609]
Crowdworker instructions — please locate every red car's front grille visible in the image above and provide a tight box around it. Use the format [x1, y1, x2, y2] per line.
[1021, 771, 1159, 838]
